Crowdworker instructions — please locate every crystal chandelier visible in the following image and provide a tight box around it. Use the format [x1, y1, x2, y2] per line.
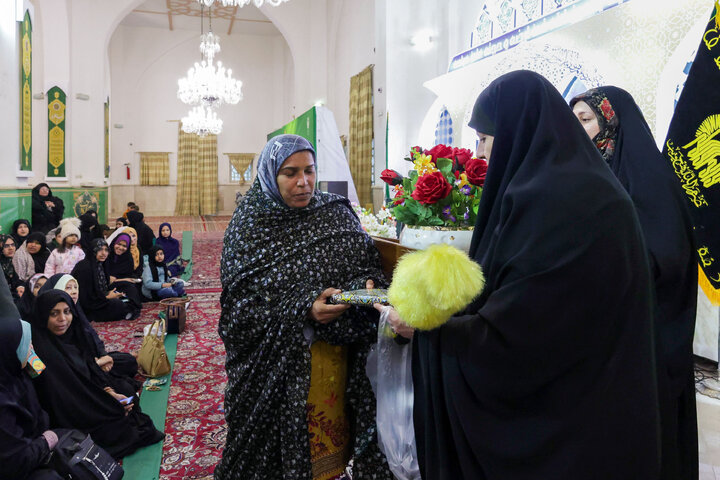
[177, 58, 242, 108]
[178, 5, 242, 136]
[196, 0, 289, 7]
[199, 32, 220, 61]
[181, 105, 223, 136]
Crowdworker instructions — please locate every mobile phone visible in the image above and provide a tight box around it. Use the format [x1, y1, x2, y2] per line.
[119, 397, 133, 405]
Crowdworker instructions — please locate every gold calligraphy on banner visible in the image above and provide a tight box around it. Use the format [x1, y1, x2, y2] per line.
[703, 1, 720, 71]
[20, 12, 32, 170]
[47, 87, 66, 177]
[683, 114, 720, 188]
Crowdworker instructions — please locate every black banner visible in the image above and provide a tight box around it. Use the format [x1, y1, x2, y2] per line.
[662, 1, 720, 303]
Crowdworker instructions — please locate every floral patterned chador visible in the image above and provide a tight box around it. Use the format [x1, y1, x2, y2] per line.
[216, 179, 392, 480]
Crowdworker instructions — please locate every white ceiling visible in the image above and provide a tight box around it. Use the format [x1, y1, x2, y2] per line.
[120, 0, 280, 36]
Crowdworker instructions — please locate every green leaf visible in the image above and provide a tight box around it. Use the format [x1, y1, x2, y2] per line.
[427, 216, 444, 226]
[436, 158, 452, 175]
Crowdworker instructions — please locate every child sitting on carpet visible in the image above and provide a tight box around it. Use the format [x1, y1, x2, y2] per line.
[141, 245, 185, 300]
[154, 222, 188, 277]
[44, 218, 85, 276]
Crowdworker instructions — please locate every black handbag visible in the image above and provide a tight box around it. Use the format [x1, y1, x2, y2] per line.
[50, 430, 124, 480]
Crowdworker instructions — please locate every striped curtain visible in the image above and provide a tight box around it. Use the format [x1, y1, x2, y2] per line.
[227, 153, 255, 183]
[139, 152, 170, 185]
[349, 65, 374, 208]
[199, 135, 218, 215]
[175, 125, 218, 215]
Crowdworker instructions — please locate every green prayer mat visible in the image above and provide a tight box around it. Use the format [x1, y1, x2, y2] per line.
[121, 231, 192, 478]
[180, 231, 193, 282]
[121, 332, 178, 480]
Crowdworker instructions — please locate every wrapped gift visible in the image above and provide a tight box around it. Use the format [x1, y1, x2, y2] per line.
[329, 289, 390, 307]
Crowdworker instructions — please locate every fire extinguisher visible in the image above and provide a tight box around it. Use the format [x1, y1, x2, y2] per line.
[124, 163, 130, 180]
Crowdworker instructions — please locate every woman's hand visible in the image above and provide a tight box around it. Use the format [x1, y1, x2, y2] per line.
[106, 289, 123, 299]
[161, 283, 173, 288]
[310, 288, 349, 324]
[374, 304, 414, 339]
[45, 201, 55, 208]
[366, 279, 375, 289]
[103, 387, 133, 414]
[96, 355, 114, 372]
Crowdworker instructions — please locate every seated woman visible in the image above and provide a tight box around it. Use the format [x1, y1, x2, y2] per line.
[2, 235, 26, 299]
[29, 289, 164, 459]
[39, 274, 140, 392]
[389, 71, 660, 479]
[571, 86, 698, 480]
[107, 226, 143, 277]
[16, 274, 47, 320]
[43, 218, 85, 276]
[13, 233, 51, 282]
[71, 239, 135, 322]
[141, 245, 185, 300]
[31, 183, 64, 235]
[215, 134, 391, 479]
[0, 287, 64, 480]
[12, 219, 31, 247]
[78, 210, 102, 256]
[155, 223, 187, 277]
[106, 233, 144, 309]
[126, 211, 155, 254]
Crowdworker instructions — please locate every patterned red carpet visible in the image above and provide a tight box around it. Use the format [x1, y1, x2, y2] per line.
[93, 231, 227, 480]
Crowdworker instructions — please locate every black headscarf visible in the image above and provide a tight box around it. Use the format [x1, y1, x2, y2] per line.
[146, 245, 169, 284]
[79, 210, 101, 255]
[31, 183, 64, 235]
[106, 233, 136, 278]
[0, 275, 51, 478]
[126, 211, 155, 253]
[16, 274, 46, 321]
[25, 232, 50, 274]
[0, 235, 22, 294]
[413, 71, 660, 480]
[38, 273, 106, 358]
[29, 290, 161, 459]
[216, 161, 391, 477]
[11, 219, 31, 247]
[70, 239, 110, 313]
[573, 86, 698, 479]
[115, 217, 128, 228]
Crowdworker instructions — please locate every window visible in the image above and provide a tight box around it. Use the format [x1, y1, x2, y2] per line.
[434, 107, 454, 146]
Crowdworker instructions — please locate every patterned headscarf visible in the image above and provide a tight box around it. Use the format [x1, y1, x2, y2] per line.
[257, 134, 316, 206]
[570, 88, 619, 162]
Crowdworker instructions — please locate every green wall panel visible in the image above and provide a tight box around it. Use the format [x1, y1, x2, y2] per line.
[0, 187, 107, 236]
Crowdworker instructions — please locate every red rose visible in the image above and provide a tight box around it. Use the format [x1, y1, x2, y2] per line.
[411, 171, 453, 204]
[424, 144, 454, 162]
[464, 158, 488, 186]
[380, 169, 404, 186]
[452, 147, 473, 167]
[392, 188, 405, 206]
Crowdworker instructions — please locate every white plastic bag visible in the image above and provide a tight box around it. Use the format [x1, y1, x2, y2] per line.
[373, 307, 421, 480]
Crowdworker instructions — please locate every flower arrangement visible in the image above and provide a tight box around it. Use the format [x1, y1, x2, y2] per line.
[352, 203, 398, 239]
[380, 144, 487, 227]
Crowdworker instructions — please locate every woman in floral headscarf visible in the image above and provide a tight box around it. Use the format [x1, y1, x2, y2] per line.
[572, 86, 697, 480]
[216, 134, 392, 480]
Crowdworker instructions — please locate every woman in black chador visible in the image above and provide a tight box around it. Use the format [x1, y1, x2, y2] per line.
[29, 289, 164, 459]
[572, 86, 697, 480]
[409, 71, 661, 479]
[31, 184, 64, 235]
